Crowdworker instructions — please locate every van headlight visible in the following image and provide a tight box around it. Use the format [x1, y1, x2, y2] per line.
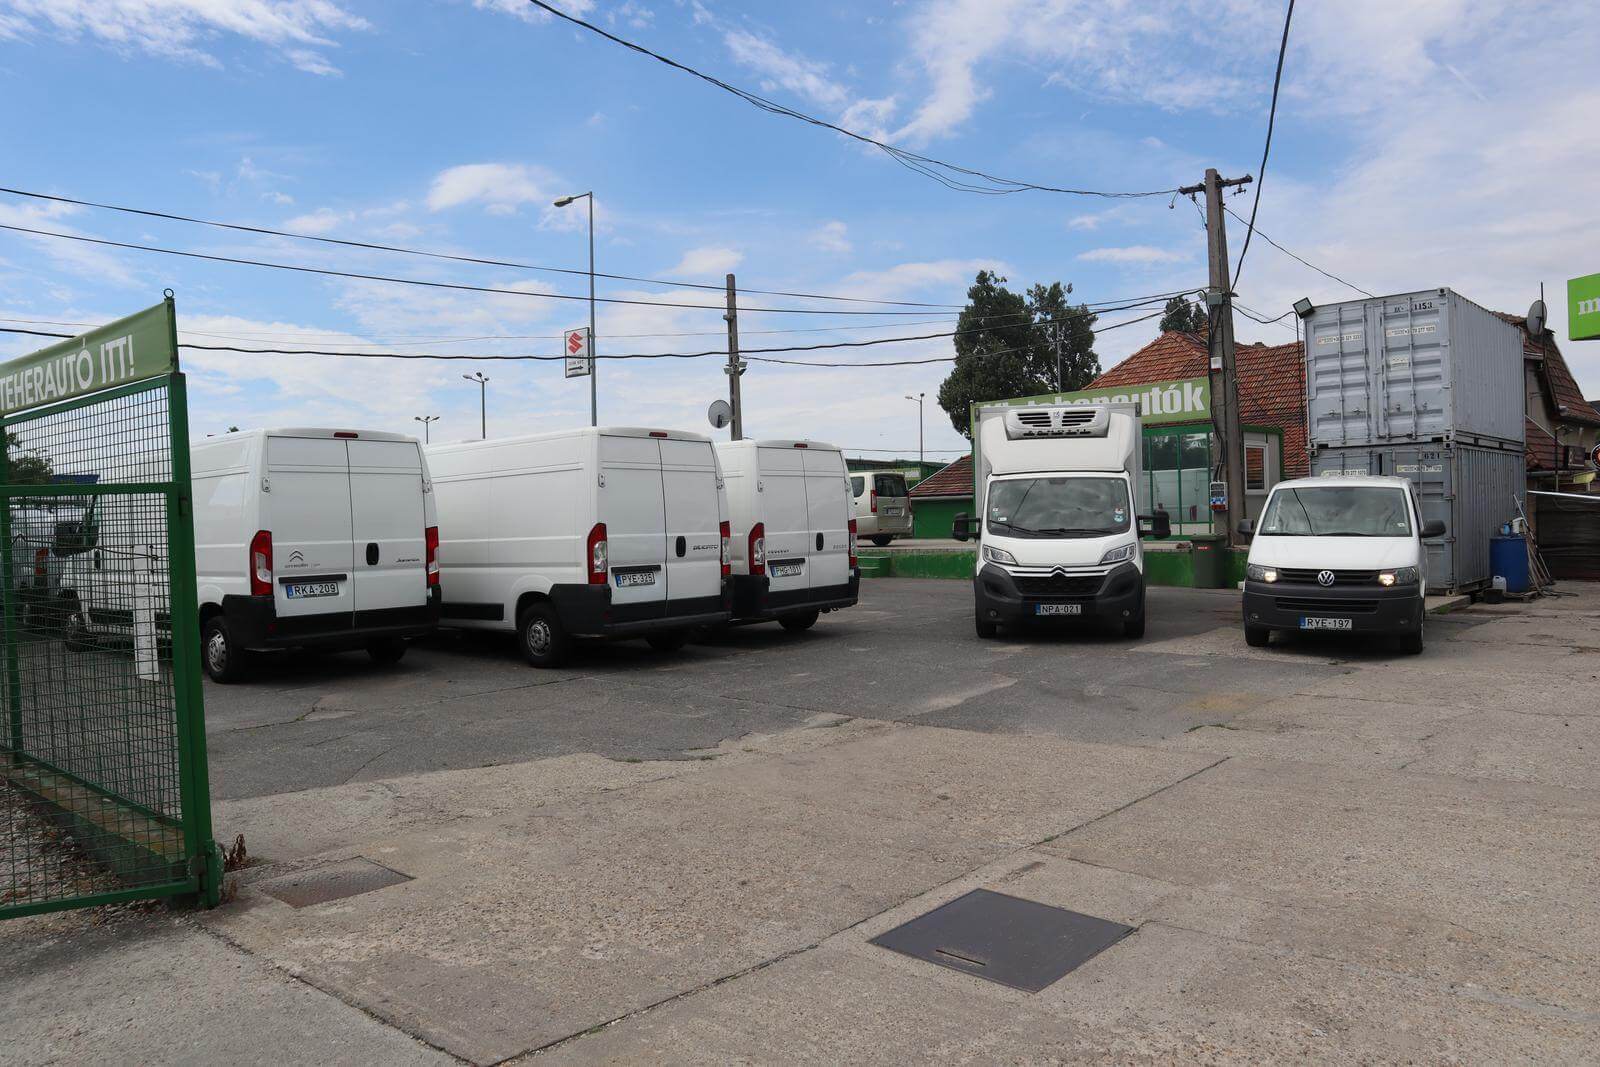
[1378, 566, 1418, 587]
[1098, 543, 1136, 566]
[982, 544, 1017, 565]
[1246, 564, 1279, 583]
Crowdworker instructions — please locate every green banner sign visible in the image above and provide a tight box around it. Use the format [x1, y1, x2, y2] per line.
[980, 375, 1211, 426]
[1569, 274, 1600, 342]
[0, 300, 177, 416]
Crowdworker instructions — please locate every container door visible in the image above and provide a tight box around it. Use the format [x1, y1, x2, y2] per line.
[264, 436, 355, 621]
[803, 449, 850, 593]
[659, 438, 724, 613]
[757, 445, 810, 600]
[1376, 295, 1448, 442]
[598, 434, 667, 615]
[1386, 445, 1453, 594]
[1306, 302, 1376, 447]
[348, 438, 428, 621]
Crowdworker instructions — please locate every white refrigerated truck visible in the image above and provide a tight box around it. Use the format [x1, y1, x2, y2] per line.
[953, 402, 1167, 639]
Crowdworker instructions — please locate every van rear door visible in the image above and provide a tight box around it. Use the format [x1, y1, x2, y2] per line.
[659, 437, 724, 613]
[757, 445, 810, 600]
[264, 436, 356, 621]
[348, 438, 428, 624]
[803, 448, 850, 592]
[598, 434, 668, 618]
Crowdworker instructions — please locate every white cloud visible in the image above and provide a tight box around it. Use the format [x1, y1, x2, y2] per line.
[470, 0, 593, 22]
[722, 27, 848, 109]
[0, 0, 368, 74]
[283, 208, 349, 235]
[1067, 214, 1106, 232]
[426, 163, 559, 214]
[1077, 246, 1187, 266]
[668, 246, 743, 277]
[809, 221, 851, 255]
[839, 259, 997, 303]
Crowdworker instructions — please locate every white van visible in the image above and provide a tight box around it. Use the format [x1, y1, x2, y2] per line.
[426, 427, 732, 666]
[60, 428, 441, 683]
[850, 471, 913, 545]
[715, 439, 859, 630]
[1239, 474, 1442, 654]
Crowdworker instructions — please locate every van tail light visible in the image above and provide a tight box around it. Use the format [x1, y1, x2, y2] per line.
[848, 519, 858, 569]
[425, 526, 440, 587]
[586, 522, 608, 585]
[719, 520, 731, 577]
[870, 489, 878, 514]
[249, 530, 273, 597]
[33, 547, 48, 583]
[748, 522, 766, 576]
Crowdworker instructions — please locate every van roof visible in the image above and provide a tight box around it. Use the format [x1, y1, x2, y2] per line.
[426, 426, 713, 452]
[1272, 474, 1414, 491]
[210, 428, 421, 443]
[718, 439, 842, 453]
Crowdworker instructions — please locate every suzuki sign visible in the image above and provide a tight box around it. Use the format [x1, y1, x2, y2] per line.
[563, 326, 592, 379]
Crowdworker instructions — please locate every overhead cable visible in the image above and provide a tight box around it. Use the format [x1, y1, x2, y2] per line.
[1230, 0, 1295, 289]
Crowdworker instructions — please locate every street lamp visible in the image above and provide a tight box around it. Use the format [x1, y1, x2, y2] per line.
[462, 373, 489, 440]
[904, 392, 925, 475]
[413, 415, 439, 444]
[553, 191, 597, 427]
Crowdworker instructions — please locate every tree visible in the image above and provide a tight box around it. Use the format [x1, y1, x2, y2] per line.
[936, 271, 1100, 438]
[3, 432, 52, 485]
[1159, 294, 1208, 334]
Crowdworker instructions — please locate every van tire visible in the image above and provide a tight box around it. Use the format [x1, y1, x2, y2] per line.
[1397, 617, 1424, 655]
[63, 599, 94, 652]
[870, 535, 893, 547]
[645, 630, 690, 652]
[778, 610, 819, 632]
[974, 615, 997, 639]
[1244, 624, 1271, 648]
[1123, 610, 1146, 639]
[202, 617, 250, 684]
[518, 603, 570, 668]
[366, 638, 407, 665]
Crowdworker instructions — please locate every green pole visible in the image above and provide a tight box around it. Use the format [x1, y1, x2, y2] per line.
[0, 427, 20, 762]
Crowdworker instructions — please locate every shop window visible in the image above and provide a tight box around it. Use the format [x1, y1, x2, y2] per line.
[1143, 429, 1213, 529]
[1245, 445, 1266, 491]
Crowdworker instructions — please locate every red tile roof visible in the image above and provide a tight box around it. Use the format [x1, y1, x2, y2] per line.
[909, 453, 973, 498]
[1091, 331, 1309, 477]
[1525, 417, 1594, 472]
[1494, 312, 1600, 427]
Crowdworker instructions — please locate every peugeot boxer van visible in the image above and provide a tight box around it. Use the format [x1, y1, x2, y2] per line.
[716, 439, 859, 630]
[1239, 474, 1443, 654]
[426, 427, 732, 667]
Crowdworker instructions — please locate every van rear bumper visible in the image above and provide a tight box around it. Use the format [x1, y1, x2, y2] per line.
[222, 587, 441, 650]
[549, 580, 733, 637]
[729, 571, 860, 621]
[974, 562, 1144, 629]
[1242, 581, 1423, 634]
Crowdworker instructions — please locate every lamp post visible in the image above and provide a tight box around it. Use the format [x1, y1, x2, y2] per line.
[553, 191, 597, 427]
[412, 415, 439, 443]
[462, 373, 489, 439]
[904, 392, 925, 476]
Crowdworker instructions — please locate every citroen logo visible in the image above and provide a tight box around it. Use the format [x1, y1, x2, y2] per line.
[1052, 566, 1068, 578]
[1317, 570, 1335, 587]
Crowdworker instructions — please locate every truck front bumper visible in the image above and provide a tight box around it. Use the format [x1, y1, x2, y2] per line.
[1243, 581, 1423, 635]
[974, 562, 1144, 629]
[223, 586, 442, 651]
[550, 579, 733, 637]
[729, 569, 860, 622]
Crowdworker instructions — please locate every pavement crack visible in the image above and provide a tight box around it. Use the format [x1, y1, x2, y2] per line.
[1036, 756, 1231, 846]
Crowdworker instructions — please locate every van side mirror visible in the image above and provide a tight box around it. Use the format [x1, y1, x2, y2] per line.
[1138, 510, 1171, 540]
[1237, 518, 1255, 539]
[951, 514, 973, 542]
[1420, 519, 1446, 538]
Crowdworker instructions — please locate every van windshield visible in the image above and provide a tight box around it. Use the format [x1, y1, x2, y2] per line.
[986, 477, 1130, 538]
[874, 474, 907, 497]
[1259, 485, 1412, 537]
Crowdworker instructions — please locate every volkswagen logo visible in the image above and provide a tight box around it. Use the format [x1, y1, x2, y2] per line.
[1317, 570, 1336, 587]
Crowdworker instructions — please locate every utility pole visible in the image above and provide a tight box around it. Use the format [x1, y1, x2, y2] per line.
[462, 372, 489, 440]
[1179, 167, 1253, 547]
[904, 392, 925, 473]
[724, 272, 745, 440]
[1051, 320, 1065, 392]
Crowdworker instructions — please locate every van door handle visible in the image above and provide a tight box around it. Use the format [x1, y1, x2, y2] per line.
[675, 535, 687, 558]
[816, 533, 824, 551]
[366, 543, 379, 566]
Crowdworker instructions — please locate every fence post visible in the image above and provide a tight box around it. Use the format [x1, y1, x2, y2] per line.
[0, 430, 20, 761]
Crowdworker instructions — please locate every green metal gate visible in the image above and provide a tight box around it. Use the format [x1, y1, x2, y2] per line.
[1, 299, 220, 918]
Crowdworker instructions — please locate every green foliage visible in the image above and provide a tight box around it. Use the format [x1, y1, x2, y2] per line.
[3, 431, 53, 485]
[936, 271, 1100, 438]
[1159, 295, 1208, 334]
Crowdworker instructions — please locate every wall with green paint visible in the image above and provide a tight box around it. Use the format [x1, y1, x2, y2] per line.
[858, 545, 1248, 587]
[911, 497, 968, 539]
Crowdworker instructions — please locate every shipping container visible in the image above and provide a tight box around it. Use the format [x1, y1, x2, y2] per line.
[1310, 442, 1524, 594]
[1306, 288, 1524, 450]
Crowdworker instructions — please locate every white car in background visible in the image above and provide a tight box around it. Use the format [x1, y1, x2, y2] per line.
[850, 471, 913, 545]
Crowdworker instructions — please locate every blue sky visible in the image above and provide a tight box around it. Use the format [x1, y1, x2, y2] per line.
[2, 0, 1596, 461]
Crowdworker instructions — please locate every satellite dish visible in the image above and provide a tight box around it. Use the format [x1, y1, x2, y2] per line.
[707, 399, 733, 430]
[1527, 299, 1547, 338]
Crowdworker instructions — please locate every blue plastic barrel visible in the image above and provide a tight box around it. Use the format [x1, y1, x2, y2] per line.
[1490, 535, 1529, 593]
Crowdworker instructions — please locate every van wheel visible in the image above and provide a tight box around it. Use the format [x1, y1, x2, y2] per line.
[870, 535, 892, 547]
[779, 610, 819, 633]
[974, 615, 998, 639]
[367, 638, 407, 665]
[645, 630, 690, 652]
[202, 617, 250, 683]
[1397, 616, 1424, 655]
[63, 601, 94, 653]
[1244, 625, 1271, 648]
[518, 603, 570, 668]
[1123, 610, 1146, 639]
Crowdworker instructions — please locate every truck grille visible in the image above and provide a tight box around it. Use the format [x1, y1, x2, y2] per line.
[1274, 596, 1378, 614]
[1014, 573, 1103, 597]
[1278, 568, 1380, 585]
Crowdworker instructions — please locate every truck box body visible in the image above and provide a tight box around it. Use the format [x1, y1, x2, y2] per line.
[1306, 288, 1525, 450]
[972, 402, 1143, 517]
[1309, 441, 1524, 594]
[716, 439, 859, 623]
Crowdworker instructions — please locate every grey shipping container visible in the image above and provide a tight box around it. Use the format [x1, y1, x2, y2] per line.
[1310, 442, 1524, 594]
[1306, 288, 1524, 450]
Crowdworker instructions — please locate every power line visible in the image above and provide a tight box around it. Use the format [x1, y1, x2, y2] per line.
[1231, 0, 1295, 289]
[521, 0, 1177, 200]
[1221, 205, 1374, 298]
[0, 186, 964, 310]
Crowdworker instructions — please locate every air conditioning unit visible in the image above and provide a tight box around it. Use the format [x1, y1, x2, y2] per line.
[1003, 405, 1110, 440]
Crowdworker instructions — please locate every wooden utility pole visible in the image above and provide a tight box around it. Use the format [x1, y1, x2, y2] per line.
[724, 272, 744, 440]
[1179, 168, 1253, 546]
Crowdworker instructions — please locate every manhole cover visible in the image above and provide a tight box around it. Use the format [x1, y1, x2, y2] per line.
[257, 857, 412, 908]
[870, 888, 1133, 992]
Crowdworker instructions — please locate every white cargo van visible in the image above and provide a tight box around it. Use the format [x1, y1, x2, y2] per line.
[716, 439, 859, 630]
[953, 402, 1168, 639]
[62, 428, 441, 682]
[850, 471, 913, 545]
[1239, 474, 1442, 654]
[426, 427, 733, 666]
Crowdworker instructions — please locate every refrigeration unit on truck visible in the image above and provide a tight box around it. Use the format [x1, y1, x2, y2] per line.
[426, 427, 733, 667]
[716, 439, 859, 631]
[952, 402, 1169, 639]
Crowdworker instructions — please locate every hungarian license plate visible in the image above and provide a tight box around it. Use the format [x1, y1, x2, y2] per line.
[614, 570, 656, 588]
[1300, 616, 1352, 631]
[883, 506, 902, 516]
[1035, 603, 1082, 616]
[770, 562, 803, 578]
[284, 581, 339, 600]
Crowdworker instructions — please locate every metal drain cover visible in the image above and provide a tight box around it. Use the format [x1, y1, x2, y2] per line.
[870, 888, 1133, 992]
[257, 857, 412, 908]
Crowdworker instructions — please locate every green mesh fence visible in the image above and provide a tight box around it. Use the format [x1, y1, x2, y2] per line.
[1, 374, 218, 919]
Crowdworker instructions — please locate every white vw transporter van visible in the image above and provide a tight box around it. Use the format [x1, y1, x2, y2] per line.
[1239, 474, 1442, 653]
[953, 402, 1168, 639]
[426, 427, 732, 666]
